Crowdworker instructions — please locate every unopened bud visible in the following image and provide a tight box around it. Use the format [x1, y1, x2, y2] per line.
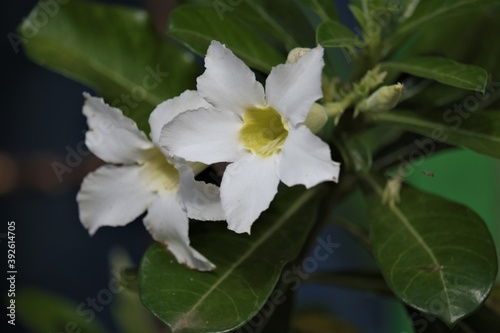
[382, 175, 402, 208]
[303, 103, 328, 133]
[360, 83, 403, 112]
[324, 102, 347, 125]
[286, 48, 311, 64]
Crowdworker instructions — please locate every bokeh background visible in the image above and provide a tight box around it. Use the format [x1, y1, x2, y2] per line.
[2, 1, 499, 333]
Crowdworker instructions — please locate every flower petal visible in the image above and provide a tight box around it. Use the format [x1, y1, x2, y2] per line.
[83, 93, 154, 164]
[221, 154, 280, 234]
[143, 192, 215, 271]
[197, 41, 266, 115]
[265, 46, 325, 125]
[148, 90, 211, 144]
[160, 108, 245, 164]
[278, 125, 340, 189]
[77, 164, 154, 235]
[177, 162, 225, 221]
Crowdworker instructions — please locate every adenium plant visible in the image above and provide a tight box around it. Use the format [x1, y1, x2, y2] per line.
[17, 0, 500, 332]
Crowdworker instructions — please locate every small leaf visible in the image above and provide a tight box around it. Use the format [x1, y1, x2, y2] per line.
[169, 5, 285, 73]
[298, 0, 338, 21]
[17, 289, 110, 333]
[366, 178, 497, 326]
[381, 57, 488, 92]
[349, 5, 367, 32]
[369, 110, 500, 160]
[317, 20, 359, 48]
[19, 0, 199, 133]
[140, 186, 325, 333]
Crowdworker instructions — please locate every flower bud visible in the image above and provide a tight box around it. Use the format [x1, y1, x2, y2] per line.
[360, 83, 404, 112]
[303, 103, 328, 133]
[382, 175, 402, 208]
[286, 47, 311, 64]
[324, 102, 346, 125]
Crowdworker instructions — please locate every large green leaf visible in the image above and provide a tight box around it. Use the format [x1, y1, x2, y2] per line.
[140, 186, 325, 332]
[368, 110, 500, 160]
[19, 0, 199, 133]
[168, 5, 285, 73]
[366, 178, 497, 326]
[381, 57, 488, 92]
[17, 289, 109, 333]
[390, 0, 498, 42]
[317, 20, 359, 48]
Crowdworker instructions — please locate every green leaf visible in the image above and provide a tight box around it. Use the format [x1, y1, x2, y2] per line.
[381, 57, 488, 92]
[317, 20, 359, 48]
[369, 110, 500, 160]
[19, 0, 199, 133]
[298, 0, 338, 21]
[140, 186, 324, 333]
[17, 289, 110, 333]
[366, 178, 497, 326]
[348, 5, 367, 32]
[169, 5, 285, 73]
[390, 0, 498, 41]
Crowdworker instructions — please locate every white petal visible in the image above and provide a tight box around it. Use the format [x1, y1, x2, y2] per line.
[148, 90, 211, 144]
[83, 93, 154, 164]
[177, 162, 225, 221]
[143, 192, 215, 271]
[159, 108, 246, 164]
[221, 154, 280, 234]
[77, 164, 155, 235]
[265, 47, 325, 125]
[197, 41, 266, 115]
[278, 126, 340, 189]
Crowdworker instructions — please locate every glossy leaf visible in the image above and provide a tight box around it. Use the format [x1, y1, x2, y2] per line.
[19, 0, 199, 133]
[317, 20, 359, 48]
[381, 57, 488, 92]
[17, 289, 109, 333]
[140, 186, 324, 333]
[366, 178, 497, 326]
[168, 5, 285, 73]
[298, 0, 338, 21]
[369, 110, 500, 160]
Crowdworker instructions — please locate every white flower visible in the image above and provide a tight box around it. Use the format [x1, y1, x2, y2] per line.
[77, 90, 224, 271]
[160, 41, 340, 234]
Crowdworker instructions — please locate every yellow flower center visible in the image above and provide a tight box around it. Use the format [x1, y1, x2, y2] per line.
[143, 148, 179, 193]
[239, 106, 289, 157]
